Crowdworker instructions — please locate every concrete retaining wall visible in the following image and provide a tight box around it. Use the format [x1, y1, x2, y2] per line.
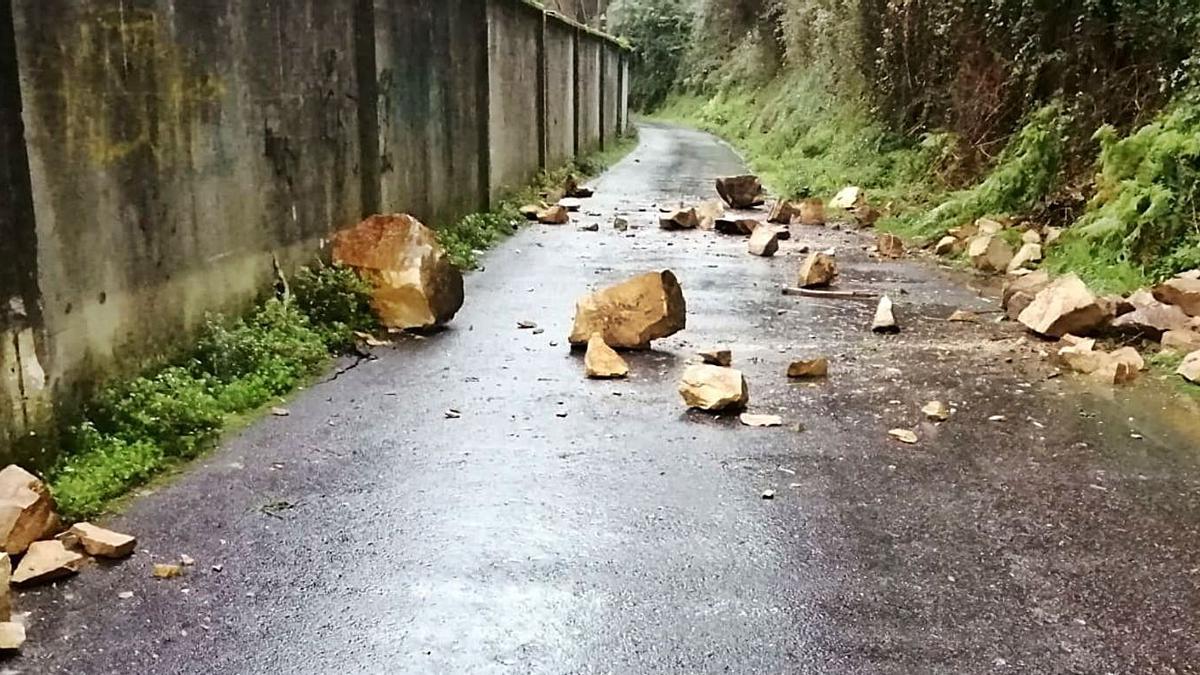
[575, 34, 603, 154]
[600, 43, 622, 148]
[0, 0, 629, 465]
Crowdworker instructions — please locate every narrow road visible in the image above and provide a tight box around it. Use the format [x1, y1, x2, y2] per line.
[17, 123, 1200, 674]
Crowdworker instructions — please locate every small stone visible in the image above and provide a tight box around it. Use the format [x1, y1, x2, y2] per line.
[976, 217, 1006, 235]
[699, 349, 733, 367]
[948, 310, 978, 323]
[1162, 330, 1200, 353]
[659, 208, 700, 231]
[1178, 351, 1200, 383]
[1002, 269, 1052, 319]
[519, 204, 542, 220]
[613, 217, 629, 231]
[714, 218, 757, 235]
[787, 358, 829, 379]
[0, 554, 10, 621]
[740, 413, 783, 428]
[118, 591, 135, 600]
[1152, 276, 1200, 316]
[563, 175, 593, 199]
[872, 295, 900, 334]
[748, 226, 780, 257]
[0, 622, 25, 651]
[715, 175, 765, 209]
[922, 401, 951, 421]
[796, 199, 825, 226]
[271, 407, 290, 417]
[537, 205, 571, 224]
[761, 489, 776, 500]
[768, 200, 798, 224]
[153, 564, 185, 580]
[1007, 243, 1042, 273]
[584, 335, 629, 379]
[578, 223, 599, 232]
[69, 522, 136, 559]
[558, 197, 583, 212]
[968, 234, 1014, 273]
[1021, 229, 1043, 244]
[877, 233, 905, 259]
[797, 252, 838, 288]
[517, 320, 538, 330]
[12, 540, 85, 586]
[830, 186, 865, 210]
[696, 199, 726, 230]
[180, 554, 196, 567]
[934, 236, 960, 256]
[679, 365, 749, 411]
[888, 429, 918, 444]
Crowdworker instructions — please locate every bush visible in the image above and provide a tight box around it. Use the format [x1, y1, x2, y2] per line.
[292, 264, 377, 349]
[610, 0, 695, 110]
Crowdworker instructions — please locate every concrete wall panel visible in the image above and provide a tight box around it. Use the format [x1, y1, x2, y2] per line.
[575, 34, 602, 154]
[543, 16, 577, 169]
[600, 43, 621, 148]
[487, 0, 543, 200]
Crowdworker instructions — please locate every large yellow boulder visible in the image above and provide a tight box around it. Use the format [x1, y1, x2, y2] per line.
[333, 214, 465, 330]
[569, 271, 687, 350]
[0, 465, 59, 555]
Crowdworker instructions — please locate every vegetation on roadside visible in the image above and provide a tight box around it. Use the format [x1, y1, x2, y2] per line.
[48, 266, 376, 520]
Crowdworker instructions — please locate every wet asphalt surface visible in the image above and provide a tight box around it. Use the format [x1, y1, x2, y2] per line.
[12, 122, 1200, 674]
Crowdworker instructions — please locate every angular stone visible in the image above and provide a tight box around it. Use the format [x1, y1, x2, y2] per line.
[797, 253, 838, 288]
[569, 271, 686, 349]
[1111, 290, 1192, 340]
[715, 175, 765, 209]
[1152, 276, 1200, 317]
[1162, 330, 1200, 353]
[851, 205, 882, 228]
[797, 199, 825, 226]
[0, 554, 10, 621]
[830, 186, 865, 210]
[771, 225, 792, 241]
[748, 227, 780, 257]
[519, 204, 542, 221]
[1178, 350, 1200, 383]
[976, 217, 1006, 236]
[1002, 269, 1052, 319]
[1044, 227, 1064, 245]
[1179, 270, 1200, 281]
[584, 335, 629, 379]
[768, 200, 798, 224]
[12, 540, 85, 586]
[0, 622, 24, 651]
[877, 233, 905, 259]
[537, 205, 570, 224]
[1018, 274, 1109, 338]
[714, 218, 757, 236]
[69, 522, 136, 559]
[922, 401, 951, 421]
[888, 429, 918, 444]
[0, 465, 59, 556]
[1093, 347, 1144, 385]
[739, 413, 783, 428]
[872, 295, 900, 334]
[563, 175, 593, 199]
[1057, 340, 1108, 375]
[1021, 229, 1042, 245]
[153, 563, 184, 579]
[967, 235, 1014, 273]
[948, 310, 978, 323]
[787, 358, 829, 378]
[934, 236, 960, 256]
[696, 199, 726, 230]
[949, 223, 978, 241]
[332, 214, 465, 330]
[558, 197, 583, 212]
[699, 349, 732, 367]
[1007, 243, 1042, 273]
[679, 365, 749, 411]
[659, 208, 700, 231]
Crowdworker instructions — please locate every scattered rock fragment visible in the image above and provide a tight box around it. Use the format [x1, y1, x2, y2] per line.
[1018, 274, 1110, 338]
[796, 198, 826, 226]
[947, 310, 978, 323]
[563, 176, 593, 199]
[1152, 275, 1200, 316]
[967, 235, 1014, 273]
[748, 227, 780, 257]
[1111, 290, 1191, 340]
[797, 252, 838, 288]
[877, 234, 905, 259]
[569, 271, 687, 349]
[851, 204, 882, 228]
[976, 217, 1006, 236]
[1162, 330, 1200, 353]
[578, 222, 599, 232]
[888, 429, 918, 444]
[1057, 340, 1144, 384]
[332, 214, 465, 330]
[934, 236, 961, 256]
[872, 295, 900, 334]
[699, 349, 733, 367]
[12, 540, 85, 586]
[1178, 351, 1200, 383]
[271, 407, 290, 417]
[715, 218, 757, 235]
[0, 622, 24, 651]
[696, 200, 726, 230]
[761, 489, 776, 500]
[0, 465, 60, 556]
[0, 554, 10, 620]
[768, 201, 798, 224]
[715, 175, 765, 209]
[659, 208, 700, 231]
[771, 225, 791, 241]
[922, 401, 951, 421]
[584, 335, 629, 379]
[558, 197, 583, 212]
[1044, 227, 1064, 246]
[679, 365, 749, 411]
[740, 413, 783, 428]
[1007, 243, 1042, 273]
[1002, 269, 1052, 319]
[537, 205, 571, 224]
[1021, 229, 1042, 245]
[1096, 347, 1145, 385]
[519, 204, 542, 221]
[830, 186, 865, 210]
[69, 522, 136, 559]
[153, 563, 184, 579]
[787, 358, 829, 379]
[613, 217, 629, 231]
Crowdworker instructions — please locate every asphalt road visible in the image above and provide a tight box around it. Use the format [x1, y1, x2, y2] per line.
[14, 122, 1200, 674]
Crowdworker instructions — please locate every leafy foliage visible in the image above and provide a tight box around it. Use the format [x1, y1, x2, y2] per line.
[609, 0, 695, 109]
[293, 263, 378, 349]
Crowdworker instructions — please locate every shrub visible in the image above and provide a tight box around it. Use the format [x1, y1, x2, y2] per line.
[292, 264, 378, 349]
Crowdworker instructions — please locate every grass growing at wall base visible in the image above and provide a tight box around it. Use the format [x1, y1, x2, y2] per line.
[437, 132, 640, 269]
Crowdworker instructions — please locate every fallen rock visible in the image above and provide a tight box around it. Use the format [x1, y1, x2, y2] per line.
[888, 429, 918, 444]
[1179, 270, 1200, 281]
[922, 401, 951, 421]
[949, 223, 978, 241]
[558, 197, 583, 212]
[153, 563, 184, 579]
[768, 201, 799, 224]
[830, 186, 865, 210]
[1057, 340, 1108, 375]
[519, 204, 542, 221]
[1044, 227, 1064, 246]
[976, 217, 1006, 236]
[699, 349, 733, 367]
[715, 175, 765, 209]
[1021, 229, 1042, 245]
[714, 218, 757, 235]
[1007, 243, 1042, 273]
[771, 225, 791, 241]
[0, 554, 10, 621]
[787, 358, 829, 379]
[538, 205, 571, 224]
[739, 413, 783, 428]
[1111, 290, 1192, 340]
[1002, 269, 1052, 319]
[748, 227, 780, 257]
[797, 253, 838, 288]
[877, 233, 905, 259]
[696, 200, 726, 230]
[851, 205, 882, 228]
[934, 236, 961, 256]
[679, 365, 749, 411]
[948, 310, 978, 323]
[1178, 350, 1200, 383]
[1152, 276, 1200, 316]
[1094, 347, 1144, 385]
[332, 214, 465, 330]
[872, 295, 900, 334]
[967, 235, 1014, 273]
[0, 622, 24, 651]
[0, 465, 60, 556]
[1057, 340, 1143, 384]
[12, 540, 85, 586]
[1162, 329, 1200, 353]
[569, 271, 686, 349]
[659, 208, 700, 231]
[1018, 274, 1109, 338]
[584, 335, 629, 379]
[69, 522, 136, 559]
[797, 199, 825, 226]
[613, 217, 629, 231]
[563, 175, 593, 199]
